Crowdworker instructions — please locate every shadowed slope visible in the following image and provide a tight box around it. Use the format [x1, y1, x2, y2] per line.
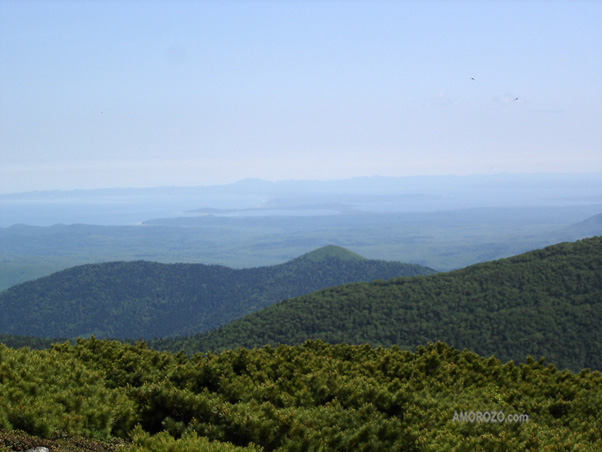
[0, 246, 434, 339]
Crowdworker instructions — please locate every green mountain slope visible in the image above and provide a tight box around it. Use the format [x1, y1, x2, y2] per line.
[0, 246, 434, 340]
[154, 237, 602, 372]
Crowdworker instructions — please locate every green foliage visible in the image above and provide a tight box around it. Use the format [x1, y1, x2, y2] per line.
[0, 248, 434, 339]
[1, 237, 601, 449]
[156, 237, 602, 372]
[125, 426, 262, 452]
[0, 343, 137, 439]
[0, 338, 601, 450]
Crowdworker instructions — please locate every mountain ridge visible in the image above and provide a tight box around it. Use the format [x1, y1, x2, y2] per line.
[0, 246, 435, 339]
[152, 236, 602, 372]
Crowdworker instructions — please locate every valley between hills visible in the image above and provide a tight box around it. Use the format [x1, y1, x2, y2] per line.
[2, 237, 600, 372]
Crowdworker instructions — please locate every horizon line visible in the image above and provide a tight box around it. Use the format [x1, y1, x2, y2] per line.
[2, 170, 602, 197]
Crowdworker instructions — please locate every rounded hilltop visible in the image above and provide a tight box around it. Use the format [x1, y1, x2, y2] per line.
[297, 245, 367, 262]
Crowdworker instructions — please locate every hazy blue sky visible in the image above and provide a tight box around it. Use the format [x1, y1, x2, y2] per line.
[1, 0, 601, 193]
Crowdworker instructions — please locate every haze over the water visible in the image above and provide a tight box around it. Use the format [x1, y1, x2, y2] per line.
[1, 1, 601, 194]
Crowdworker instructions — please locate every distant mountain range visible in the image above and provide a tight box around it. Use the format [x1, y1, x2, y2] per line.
[0, 246, 435, 339]
[152, 236, 602, 372]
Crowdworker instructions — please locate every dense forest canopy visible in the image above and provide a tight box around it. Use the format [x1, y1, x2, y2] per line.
[1, 338, 601, 451]
[154, 237, 602, 372]
[0, 246, 434, 339]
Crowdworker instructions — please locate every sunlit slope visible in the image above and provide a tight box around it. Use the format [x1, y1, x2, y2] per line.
[157, 237, 602, 372]
[0, 246, 434, 339]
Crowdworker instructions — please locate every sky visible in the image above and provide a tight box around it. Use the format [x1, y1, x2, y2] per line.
[1, 0, 601, 193]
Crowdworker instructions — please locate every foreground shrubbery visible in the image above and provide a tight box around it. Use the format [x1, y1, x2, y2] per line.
[1, 338, 601, 451]
[0, 343, 136, 439]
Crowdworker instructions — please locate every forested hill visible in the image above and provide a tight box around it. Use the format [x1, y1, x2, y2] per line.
[0, 246, 434, 340]
[154, 237, 602, 372]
